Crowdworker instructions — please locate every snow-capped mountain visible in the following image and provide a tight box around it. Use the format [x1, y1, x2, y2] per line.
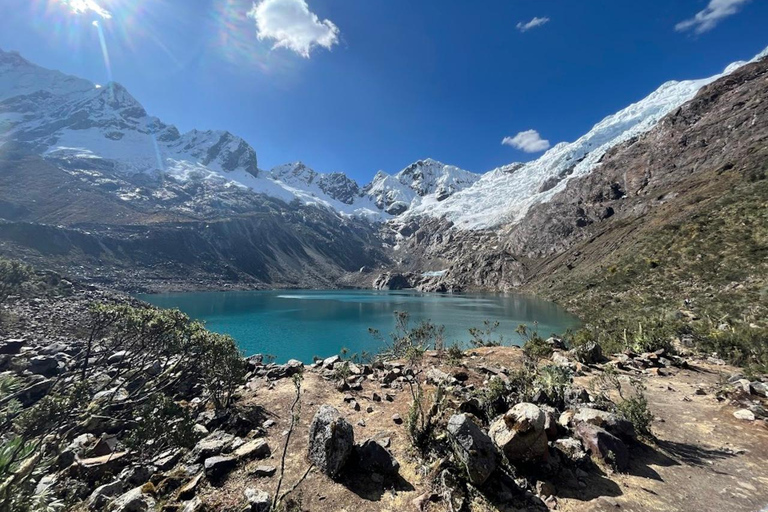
[0, 49, 479, 222]
[364, 159, 480, 215]
[1, 46, 765, 232]
[406, 47, 768, 230]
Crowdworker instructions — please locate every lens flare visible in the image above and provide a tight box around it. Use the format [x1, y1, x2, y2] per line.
[92, 20, 113, 84]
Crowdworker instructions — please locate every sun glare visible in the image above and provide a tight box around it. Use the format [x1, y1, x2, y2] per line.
[61, 0, 112, 19]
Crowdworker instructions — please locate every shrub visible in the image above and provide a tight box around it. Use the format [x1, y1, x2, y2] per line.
[535, 365, 573, 404]
[126, 394, 200, 455]
[468, 320, 504, 347]
[522, 335, 553, 359]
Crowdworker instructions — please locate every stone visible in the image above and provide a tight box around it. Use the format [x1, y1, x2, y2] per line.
[574, 423, 629, 472]
[189, 431, 237, 463]
[570, 341, 604, 364]
[203, 455, 237, 479]
[0, 338, 24, 355]
[355, 439, 400, 477]
[109, 486, 155, 512]
[734, 409, 756, 421]
[233, 439, 270, 461]
[177, 473, 203, 500]
[392, 413, 403, 424]
[180, 497, 204, 512]
[108, 351, 128, 365]
[323, 355, 341, 369]
[244, 488, 271, 512]
[489, 403, 549, 462]
[553, 437, 588, 464]
[571, 408, 636, 441]
[87, 480, 124, 510]
[447, 414, 497, 485]
[307, 405, 354, 478]
[426, 368, 456, 386]
[27, 355, 60, 376]
[749, 381, 768, 398]
[153, 449, 182, 471]
[251, 465, 276, 477]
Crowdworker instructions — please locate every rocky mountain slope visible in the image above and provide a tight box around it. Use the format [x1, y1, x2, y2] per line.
[388, 50, 768, 314]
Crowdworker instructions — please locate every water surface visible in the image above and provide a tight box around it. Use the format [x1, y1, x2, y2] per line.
[137, 290, 579, 362]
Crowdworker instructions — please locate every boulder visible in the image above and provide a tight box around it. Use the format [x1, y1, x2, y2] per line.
[447, 414, 497, 485]
[108, 487, 155, 512]
[308, 405, 354, 478]
[0, 338, 24, 355]
[189, 431, 237, 463]
[489, 403, 549, 462]
[553, 437, 588, 464]
[570, 341, 604, 364]
[251, 465, 276, 477]
[28, 355, 60, 376]
[244, 488, 271, 512]
[87, 480, 124, 510]
[234, 439, 270, 461]
[203, 455, 237, 479]
[426, 368, 457, 386]
[574, 423, 629, 472]
[355, 440, 400, 477]
[749, 382, 768, 398]
[734, 409, 756, 421]
[571, 408, 636, 441]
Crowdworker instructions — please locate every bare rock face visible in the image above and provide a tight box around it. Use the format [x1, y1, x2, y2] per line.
[447, 414, 497, 485]
[372, 272, 416, 290]
[489, 403, 549, 462]
[574, 422, 629, 472]
[308, 405, 355, 478]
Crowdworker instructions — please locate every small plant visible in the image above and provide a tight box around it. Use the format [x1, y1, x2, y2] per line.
[468, 320, 504, 347]
[445, 343, 464, 366]
[478, 376, 507, 420]
[535, 364, 573, 405]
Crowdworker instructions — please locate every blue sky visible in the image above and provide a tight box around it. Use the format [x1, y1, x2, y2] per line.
[1, 0, 766, 182]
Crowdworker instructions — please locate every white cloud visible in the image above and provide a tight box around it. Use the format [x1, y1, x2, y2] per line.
[502, 130, 551, 153]
[247, 0, 340, 58]
[516, 17, 550, 33]
[61, 0, 112, 19]
[675, 0, 750, 34]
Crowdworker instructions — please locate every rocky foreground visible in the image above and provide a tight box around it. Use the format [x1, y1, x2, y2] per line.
[1, 273, 767, 512]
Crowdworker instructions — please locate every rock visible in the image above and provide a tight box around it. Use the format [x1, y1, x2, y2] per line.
[553, 437, 588, 464]
[426, 368, 456, 386]
[244, 488, 271, 512]
[87, 480, 124, 510]
[203, 455, 237, 479]
[233, 439, 270, 461]
[108, 351, 128, 365]
[180, 497, 204, 512]
[307, 405, 354, 478]
[109, 486, 155, 512]
[0, 338, 24, 354]
[536, 480, 557, 498]
[733, 409, 756, 421]
[177, 473, 203, 500]
[322, 355, 341, 369]
[489, 403, 549, 462]
[153, 449, 182, 471]
[447, 414, 497, 485]
[27, 355, 60, 376]
[251, 465, 276, 477]
[392, 413, 403, 424]
[189, 431, 237, 463]
[570, 341, 604, 364]
[355, 440, 400, 477]
[546, 337, 567, 350]
[571, 408, 636, 441]
[574, 423, 629, 472]
[749, 382, 768, 398]
[16, 377, 54, 407]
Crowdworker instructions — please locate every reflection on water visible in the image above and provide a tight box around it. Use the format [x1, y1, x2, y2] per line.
[137, 290, 580, 363]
